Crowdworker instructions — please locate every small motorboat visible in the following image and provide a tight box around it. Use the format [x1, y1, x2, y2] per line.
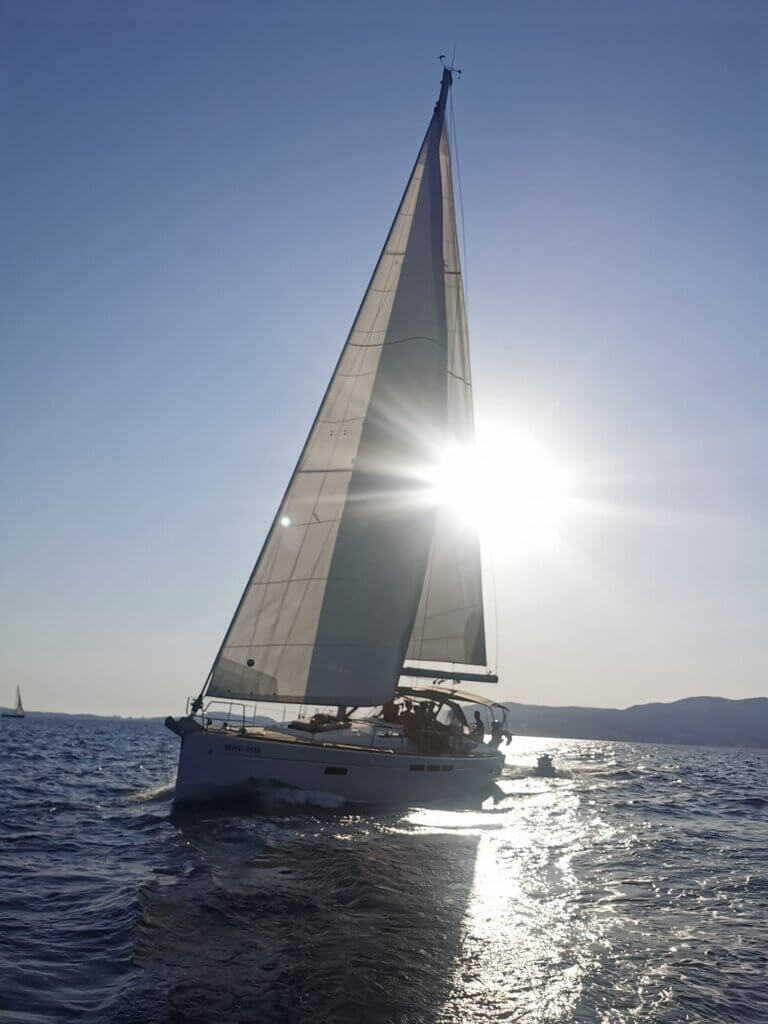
[532, 754, 557, 778]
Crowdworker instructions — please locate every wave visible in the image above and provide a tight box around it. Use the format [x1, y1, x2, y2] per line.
[128, 782, 176, 804]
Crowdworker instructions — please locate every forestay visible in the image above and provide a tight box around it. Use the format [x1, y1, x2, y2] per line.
[206, 69, 486, 706]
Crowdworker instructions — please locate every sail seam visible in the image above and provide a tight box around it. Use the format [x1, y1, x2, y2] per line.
[226, 642, 406, 649]
[446, 369, 470, 384]
[416, 601, 484, 619]
[345, 334, 443, 349]
[408, 633, 479, 643]
[315, 416, 368, 425]
[247, 569, 470, 588]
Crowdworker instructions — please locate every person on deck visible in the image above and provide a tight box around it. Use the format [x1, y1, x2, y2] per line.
[489, 718, 503, 749]
[472, 710, 485, 741]
[411, 702, 428, 744]
[381, 700, 398, 723]
[402, 701, 425, 748]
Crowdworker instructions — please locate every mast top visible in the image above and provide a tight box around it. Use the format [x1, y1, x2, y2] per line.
[438, 54, 462, 76]
[435, 55, 459, 117]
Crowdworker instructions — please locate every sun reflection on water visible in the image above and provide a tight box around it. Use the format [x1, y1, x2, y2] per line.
[402, 739, 623, 1023]
[367, 737, 760, 1022]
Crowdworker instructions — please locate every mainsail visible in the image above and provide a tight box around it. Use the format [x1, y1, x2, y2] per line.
[206, 69, 486, 706]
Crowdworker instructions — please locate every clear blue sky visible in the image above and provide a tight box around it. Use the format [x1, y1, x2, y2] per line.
[1, 0, 765, 715]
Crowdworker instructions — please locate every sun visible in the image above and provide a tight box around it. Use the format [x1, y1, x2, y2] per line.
[426, 425, 573, 555]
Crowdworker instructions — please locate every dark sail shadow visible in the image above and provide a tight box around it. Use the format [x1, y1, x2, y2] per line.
[132, 809, 480, 1024]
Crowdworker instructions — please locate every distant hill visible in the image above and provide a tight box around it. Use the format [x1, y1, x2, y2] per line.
[0, 710, 166, 721]
[501, 696, 768, 748]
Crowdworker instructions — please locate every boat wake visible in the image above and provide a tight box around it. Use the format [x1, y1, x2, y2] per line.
[263, 785, 348, 810]
[502, 764, 574, 780]
[129, 782, 176, 804]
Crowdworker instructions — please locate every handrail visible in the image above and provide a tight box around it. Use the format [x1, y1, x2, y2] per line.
[184, 697, 248, 730]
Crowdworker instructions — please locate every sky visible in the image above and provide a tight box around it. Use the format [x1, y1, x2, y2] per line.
[1, 0, 766, 715]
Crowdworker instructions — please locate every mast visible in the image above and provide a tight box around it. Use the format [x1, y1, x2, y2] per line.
[436, 64, 453, 119]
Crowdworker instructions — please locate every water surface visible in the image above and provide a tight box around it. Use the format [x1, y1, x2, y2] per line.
[1, 716, 766, 1022]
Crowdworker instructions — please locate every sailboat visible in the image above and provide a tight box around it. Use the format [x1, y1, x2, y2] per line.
[2, 685, 25, 718]
[167, 65, 508, 805]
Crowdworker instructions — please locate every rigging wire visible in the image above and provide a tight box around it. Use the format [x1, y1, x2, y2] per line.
[448, 82, 500, 676]
[448, 87, 469, 301]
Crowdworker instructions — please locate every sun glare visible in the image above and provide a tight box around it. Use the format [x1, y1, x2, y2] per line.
[426, 426, 573, 555]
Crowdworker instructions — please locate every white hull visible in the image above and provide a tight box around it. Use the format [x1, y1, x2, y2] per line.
[172, 725, 504, 806]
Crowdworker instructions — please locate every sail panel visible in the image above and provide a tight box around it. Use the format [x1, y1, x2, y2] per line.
[406, 117, 486, 668]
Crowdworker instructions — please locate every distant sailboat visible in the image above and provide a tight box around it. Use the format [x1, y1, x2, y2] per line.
[167, 65, 507, 805]
[2, 686, 25, 718]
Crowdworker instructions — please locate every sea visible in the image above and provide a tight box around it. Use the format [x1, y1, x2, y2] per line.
[1, 716, 766, 1024]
